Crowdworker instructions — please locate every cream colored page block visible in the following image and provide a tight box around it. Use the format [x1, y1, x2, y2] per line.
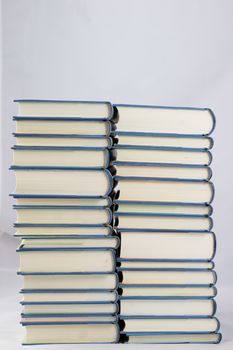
[117, 215, 211, 231]
[16, 120, 109, 135]
[16, 136, 109, 147]
[15, 170, 110, 195]
[120, 232, 214, 260]
[16, 208, 110, 224]
[127, 333, 220, 344]
[121, 270, 215, 285]
[14, 149, 106, 167]
[23, 303, 117, 314]
[118, 179, 213, 203]
[121, 286, 216, 297]
[116, 164, 209, 180]
[116, 148, 210, 165]
[19, 250, 114, 273]
[123, 317, 218, 332]
[23, 274, 117, 290]
[120, 261, 213, 269]
[22, 316, 117, 323]
[117, 106, 213, 134]
[117, 203, 210, 215]
[16, 197, 109, 206]
[22, 237, 118, 249]
[120, 299, 214, 316]
[118, 134, 212, 148]
[18, 101, 111, 118]
[15, 226, 111, 236]
[22, 291, 117, 303]
[24, 323, 118, 344]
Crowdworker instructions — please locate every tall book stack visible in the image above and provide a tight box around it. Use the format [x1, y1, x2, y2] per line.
[11, 100, 120, 344]
[12, 100, 221, 345]
[113, 104, 221, 344]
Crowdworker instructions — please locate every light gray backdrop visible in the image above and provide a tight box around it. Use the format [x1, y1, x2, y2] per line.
[1, 0, 233, 349]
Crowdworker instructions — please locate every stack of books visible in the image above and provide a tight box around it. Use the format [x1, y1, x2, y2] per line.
[113, 104, 221, 344]
[12, 100, 221, 344]
[11, 100, 120, 344]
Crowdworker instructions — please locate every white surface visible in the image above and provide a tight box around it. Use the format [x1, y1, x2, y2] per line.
[1, 0, 233, 348]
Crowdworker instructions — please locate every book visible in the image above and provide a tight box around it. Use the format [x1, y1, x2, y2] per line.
[115, 202, 212, 215]
[14, 100, 115, 120]
[15, 206, 113, 225]
[115, 177, 213, 203]
[115, 213, 212, 231]
[23, 323, 120, 344]
[119, 286, 217, 298]
[21, 290, 118, 303]
[118, 232, 215, 260]
[14, 116, 115, 135]
[12, 195, 112, 207]
[22, 302, 118, 315]
[14, 224, 113, 237]
[118, 260, 214, 270]
[115, 146, 211, 166]
[17, 247, 116, 274]
[114, 104, 215, 135]
[12, 167, 115, 196]
[13, 146, 116, 168]
[20, 236, 119, 249]
[22, 273, 118, 290]
[120, 299, 216, 316]
[114, 131, 213, 149]
[120, 332, 221, 344]
[14, 133, 113, 147]
[118, 269, 216, 285]
[121, 316, 219, 332]
[21, 314, 118, 325]
[113, 161, 211, 180]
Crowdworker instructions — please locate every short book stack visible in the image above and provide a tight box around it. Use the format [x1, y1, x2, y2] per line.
[11, 100, 120, 344]
[113, 104, 221, 344]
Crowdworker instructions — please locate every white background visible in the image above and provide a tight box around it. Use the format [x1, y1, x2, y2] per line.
[0, 0, 233, 348]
